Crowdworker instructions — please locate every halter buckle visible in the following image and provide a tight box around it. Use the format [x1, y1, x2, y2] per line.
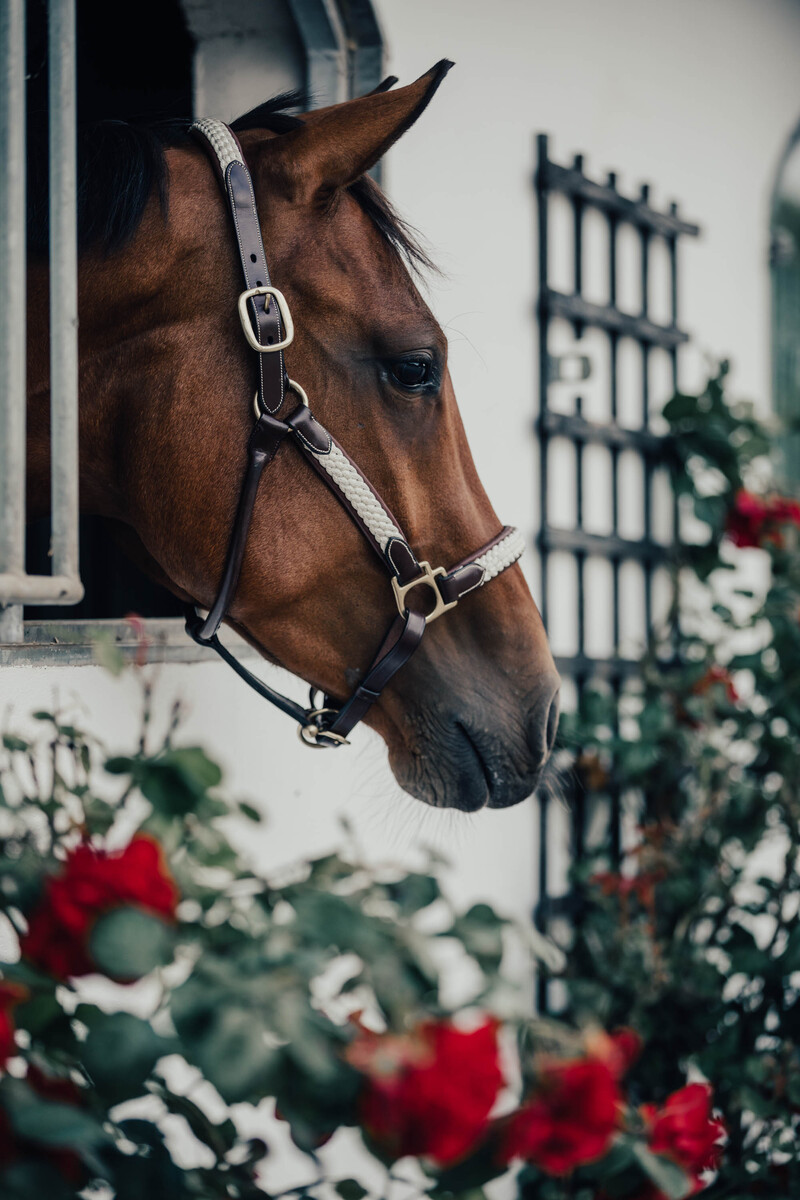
[298, 708, 349, 748]
[238, 286, 295, 353]
[391, 562, 457, 624]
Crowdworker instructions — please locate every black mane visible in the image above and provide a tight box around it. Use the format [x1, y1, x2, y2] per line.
[27, 90, 434, 273]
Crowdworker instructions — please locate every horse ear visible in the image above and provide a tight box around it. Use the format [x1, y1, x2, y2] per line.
[266, 60, 453, 206]
[364, 75, 399, 96]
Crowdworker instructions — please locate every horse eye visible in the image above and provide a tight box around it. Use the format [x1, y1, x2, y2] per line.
[388, 355, 432, 390]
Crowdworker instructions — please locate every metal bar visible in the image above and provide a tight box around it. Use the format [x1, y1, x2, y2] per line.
[553, 653, 648, 680]
[286, 0, 347, 106]
[535, 790, 550, 1012]
[538, 408, 670, 456]
[1, 617, 263, 664]
[539, 527, 669, 563]
[534, 134, 551, 1015]
[639, 184, 653, 637]
[0, 0, 26, 642]
[536, 135, 550, 634]
[541, 288, 689, 348]
[538, 160, 700, 238]
[48, 0, 82, 603]
[0, 572, 85, 605]
[335, 0, 384, 97]
[607, 172, 622, 866]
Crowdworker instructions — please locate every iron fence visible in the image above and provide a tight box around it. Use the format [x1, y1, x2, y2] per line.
[533, 134, 700, 1009]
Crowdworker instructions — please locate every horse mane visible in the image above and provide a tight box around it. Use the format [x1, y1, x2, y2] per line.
[26, 90, 435, 273]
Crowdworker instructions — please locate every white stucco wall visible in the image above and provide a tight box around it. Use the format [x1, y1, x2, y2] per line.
[5, 0, 800, 949]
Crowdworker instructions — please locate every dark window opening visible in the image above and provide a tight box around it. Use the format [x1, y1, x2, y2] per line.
[25, 0, 193, 620]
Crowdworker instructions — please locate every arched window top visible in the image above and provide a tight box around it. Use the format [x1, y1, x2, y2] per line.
[771, 119, 800, 481]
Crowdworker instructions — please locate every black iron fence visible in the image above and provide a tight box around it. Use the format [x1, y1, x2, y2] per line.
[533, 134, 700, 1009]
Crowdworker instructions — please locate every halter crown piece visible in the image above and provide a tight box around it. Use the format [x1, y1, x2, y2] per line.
[185, 119, 525, 747]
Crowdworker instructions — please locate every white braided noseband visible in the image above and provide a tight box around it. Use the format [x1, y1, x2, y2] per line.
[301, 435, 525, 580]
[474, 527, 526, 583]
[191, 118, 243, 174]
[307, 442, 403, 551]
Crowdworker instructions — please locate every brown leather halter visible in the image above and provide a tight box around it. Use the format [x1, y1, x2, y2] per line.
[184, 119, 525, 748]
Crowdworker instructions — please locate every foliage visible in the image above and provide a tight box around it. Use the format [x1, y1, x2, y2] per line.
[3, 365, 792, 1199]
[0, 676, 712, 1200]
[557, 365, 800, 1197]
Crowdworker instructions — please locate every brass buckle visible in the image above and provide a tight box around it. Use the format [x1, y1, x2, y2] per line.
[298, 708, 349, 748]
[391, 562, 458, 624]
[238, 285, 294, 353]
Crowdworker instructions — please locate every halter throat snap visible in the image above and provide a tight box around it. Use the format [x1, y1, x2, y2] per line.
[184, 118, 525, 747]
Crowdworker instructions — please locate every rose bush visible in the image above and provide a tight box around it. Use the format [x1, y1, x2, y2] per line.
[0, 680, 721, 1200]
[2, 365, 795, 1199]
[557, 366, 800, 1197]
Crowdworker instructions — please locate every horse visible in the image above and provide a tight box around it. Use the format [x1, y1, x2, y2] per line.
[25, 60, 560, 811]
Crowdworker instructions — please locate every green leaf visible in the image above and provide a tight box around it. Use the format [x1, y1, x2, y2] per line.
[2, 1078, 108, 1150]
[110, 1119, 192, 1200]
[188, 1006, 284, 1104]
[0, 1161, 76, 1200]
[631, 1144, 693, 1200]
[81, 1011, 170, 1104]
[386, 872, 440, 915]
[449, 903, 507, 973]
[89, 907, 175, 979]
[93, 628, 126, 676]
[335, 1180, 369, 1200]
[238, 801, 262, 823]
[106, 747, 223, 816]
[2, 735, 28, 752]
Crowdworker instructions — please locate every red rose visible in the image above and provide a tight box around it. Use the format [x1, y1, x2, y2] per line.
[725, 489, 800, 549]
[349, 1018, 503, 1165]
[591, 871, 663, 911]
[21, 835, 178, 980]
[692, 665, 739, 705]
[0, 983, 24, 1067]
[502, 1056, 621, 1175]
[642, 1083, 725, 1177]
[584, 1027, 642, 1080]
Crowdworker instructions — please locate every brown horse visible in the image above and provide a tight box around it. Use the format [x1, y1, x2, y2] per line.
[25, 61, 559, 811]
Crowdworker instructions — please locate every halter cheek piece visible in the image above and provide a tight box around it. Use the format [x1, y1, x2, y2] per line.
[185, 119, 525, 748]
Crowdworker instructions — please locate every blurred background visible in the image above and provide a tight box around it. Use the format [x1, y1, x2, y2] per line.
[4, 0, 800, 965]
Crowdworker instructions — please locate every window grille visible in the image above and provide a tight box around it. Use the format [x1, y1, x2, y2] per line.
[533, 135, 700, 1010]
[1, 0, 383, 665]
[0, 0, 82, 645]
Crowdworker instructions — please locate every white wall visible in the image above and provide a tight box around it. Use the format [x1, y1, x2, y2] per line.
[6, 0, 800, 956]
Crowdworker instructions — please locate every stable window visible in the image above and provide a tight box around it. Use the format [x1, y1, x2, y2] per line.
[1, 0, 384, 666]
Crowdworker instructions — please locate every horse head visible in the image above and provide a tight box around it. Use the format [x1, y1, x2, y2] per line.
[28, 62, 559, 810]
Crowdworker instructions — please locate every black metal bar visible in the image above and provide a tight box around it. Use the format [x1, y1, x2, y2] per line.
[537, 135, 550, 636]
[538, 410, 669, 456]
[553, 654, 647, 680]
[539, 526, 669, 563]
[538, 159, 700, 238]
[639, 184, 654, 638]
[607, 171, 623, 867]
[535, 134, 552, 1016]
[541, 288, 689, 348]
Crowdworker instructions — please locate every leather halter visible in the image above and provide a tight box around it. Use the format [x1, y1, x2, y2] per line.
[184, 119, 525, 747]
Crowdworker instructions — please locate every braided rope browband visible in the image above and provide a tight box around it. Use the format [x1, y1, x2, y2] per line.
[184, 119, 525, 747]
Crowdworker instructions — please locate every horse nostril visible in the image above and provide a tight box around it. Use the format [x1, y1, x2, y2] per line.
[545, 688, 560, 753]
[528, 678, 561, 765]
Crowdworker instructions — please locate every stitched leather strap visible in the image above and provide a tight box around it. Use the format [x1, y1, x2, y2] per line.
[186, 119, 526, 746]
[196, 412, 290, 640]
